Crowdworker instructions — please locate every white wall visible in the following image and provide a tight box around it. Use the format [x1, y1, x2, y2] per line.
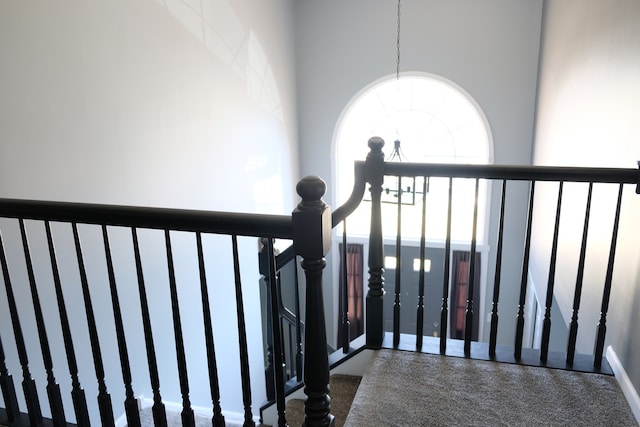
[0, 0, 298, 424]
[293, 0, 544, 347]
[531, 0, 640, 379]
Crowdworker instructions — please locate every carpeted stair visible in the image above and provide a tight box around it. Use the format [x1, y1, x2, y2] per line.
[344, 349, 637, 426]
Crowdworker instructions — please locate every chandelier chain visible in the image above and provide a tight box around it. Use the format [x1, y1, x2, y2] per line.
[396, 0, 401, 81]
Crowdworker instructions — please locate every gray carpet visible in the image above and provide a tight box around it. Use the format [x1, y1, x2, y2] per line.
[345, 349, 637, 426]
[284, 374, 362, 427]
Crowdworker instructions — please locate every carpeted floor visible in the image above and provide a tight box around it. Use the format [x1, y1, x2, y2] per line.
[345, 349, 637, 426]
[283, 374, 362, 427]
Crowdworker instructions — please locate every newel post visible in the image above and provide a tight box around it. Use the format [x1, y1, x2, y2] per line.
[365, 137, 386, 348]
[293, 176, 335, 427]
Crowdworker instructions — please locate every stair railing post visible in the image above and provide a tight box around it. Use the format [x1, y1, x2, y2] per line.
[365, 137, 386, 348]
[293, 176, 335, 427]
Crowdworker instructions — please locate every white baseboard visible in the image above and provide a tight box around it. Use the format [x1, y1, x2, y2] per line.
[606, 346, 640, 424]
[114, 396, 256, 427]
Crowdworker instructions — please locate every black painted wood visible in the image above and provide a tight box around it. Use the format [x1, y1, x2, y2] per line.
[0, 227, 42, 425]
[489, 180, 507, 358]
[416, 177, 428, 350]
[72, 222, 114, 426]
[293, 257, 303, 382]
[540, 183, 564, 363]
[265, 239, 287, 427]
[439, 177, 453, 354]
[195, 232, 225, 427]
[20, 219, 67, 425]
[393, 177, 402, 349]
[45, 221, 90, 426]
[515, 182, 536, 360]
[131, 227, 167, 427]
[365, 137, 386, 349]
[464, 179, 480, 356]
[232, 235, 256, 427]
[0, 332, 20, 424]
[594, 184, 625, 368]
[102, 225, 141, 427]
[293, 176, 334, 427]
[567, 183, 593, 365]
[164, 230, 195, 426]
[341, 220, 351, 352]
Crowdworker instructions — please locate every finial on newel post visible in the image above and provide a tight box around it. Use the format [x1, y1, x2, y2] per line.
[365, 137, 386, 348]
[293, 176, 334, 427]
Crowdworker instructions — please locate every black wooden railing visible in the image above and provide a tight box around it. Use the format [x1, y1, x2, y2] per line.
[350, 136, 639, 372]
[0, 176, 335, 427]
[2, 138, 639, 427]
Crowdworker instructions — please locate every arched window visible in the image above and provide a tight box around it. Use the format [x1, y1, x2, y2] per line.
[334, 73, 493, 243]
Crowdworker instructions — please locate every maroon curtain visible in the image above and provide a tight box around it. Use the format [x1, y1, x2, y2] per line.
[337, 243, 364, 347]
[449, 250, 481, 340]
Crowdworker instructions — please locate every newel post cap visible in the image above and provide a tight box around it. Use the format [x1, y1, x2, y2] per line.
[293, 176, 332, 259]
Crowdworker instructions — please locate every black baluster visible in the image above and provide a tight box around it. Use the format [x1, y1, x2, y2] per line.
[416, 177, 428, 349]
[489, 180, 507, 358]
[232, 235, 256, 427]
[440, 177, 453, 354]
[0, 331, 20, 423]
[71, 223, 114, 426]
[131, 227, 167, 427]
[341, 219, 351, 352]
[515, 182, 536, 360]
[567, 183, 593, 365]
[393, 177, 402, 348]
[293, 176, 334, 427]
[0, 228, 42, 425]
[293, 257, 303, 382]
[540, 182, 564, 363]
[70, 223, 115, 426]
[365, 137, 386, 348]
[195, 232, 225, 426]
[102, 225, 140, 427]
[44, 221, 90, 425]
[164, 230, 195, 426]
[594, 184, 625, 368]
[464, 179, 480, 356]
[265, 239, 287, 427]
[20, 219, 67, 425]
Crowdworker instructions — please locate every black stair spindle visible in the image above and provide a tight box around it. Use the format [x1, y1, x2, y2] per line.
[195, 232, 225, 427]
[265, 239, 287, 427]
[515, 181, 536, 360]
[489, 180, 507, 358]
[594, 183, 625, 368]
[293, 256, 303, 382]
[101, 225, 141, 427]
[567, 183, 593, 365]
[393, 177, 402, 348]
[164, 230, 195, 426]
[44, 221, 90, 425]
[0, 228, 42, 425]
[416, 177, 428, 349]
[341, 219, 351, 352]
[464, 179, 480, 356]
[71, 222, 114, 426]
[540, 182, 564, 363]
[0, 331, 20, 423]
[19, 219, 67, 425]
[440, 177, 453, 354]
[232, 235, 256, 427]
[131, 227, 167, 427]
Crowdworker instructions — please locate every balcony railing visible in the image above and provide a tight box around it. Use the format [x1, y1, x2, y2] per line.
[1, 137, 638, 427]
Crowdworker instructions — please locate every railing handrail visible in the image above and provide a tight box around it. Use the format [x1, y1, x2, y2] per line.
[0, 198, 293, 238]
[383, 161, 640, 187]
